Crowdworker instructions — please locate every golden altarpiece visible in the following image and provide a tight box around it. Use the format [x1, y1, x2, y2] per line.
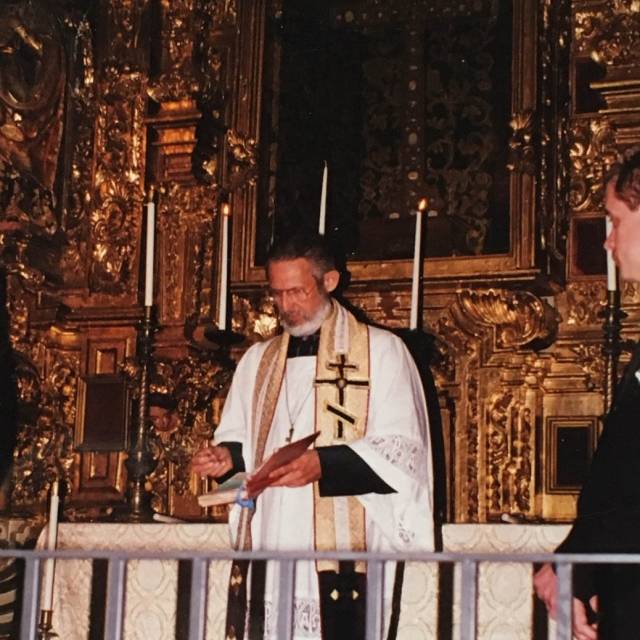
[1, 0, 639, 530]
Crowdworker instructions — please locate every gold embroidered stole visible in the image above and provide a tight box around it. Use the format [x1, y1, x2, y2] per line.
[314, 303, 370, 573]
[234, 302, 370, 576]
[234, 333, 289, 551]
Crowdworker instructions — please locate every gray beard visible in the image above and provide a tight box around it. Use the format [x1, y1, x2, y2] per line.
[282, 298, 331, 337]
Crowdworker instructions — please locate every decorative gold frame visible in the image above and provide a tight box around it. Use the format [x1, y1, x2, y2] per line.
[74, 375, 130, 452]
[231, 0, 551, 287]
[545, 416, 598, 495]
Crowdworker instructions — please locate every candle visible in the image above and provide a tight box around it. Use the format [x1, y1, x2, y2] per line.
[144, 189, 156, 307]
[409, 198, 428, 330]
[41, 480, 60, 611]
[218, 203, 231, 331]
[605, 217, 617, 291]
[319, 161, 328, 236]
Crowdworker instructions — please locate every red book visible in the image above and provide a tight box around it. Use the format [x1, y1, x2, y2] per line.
[197, 432, 319, 507]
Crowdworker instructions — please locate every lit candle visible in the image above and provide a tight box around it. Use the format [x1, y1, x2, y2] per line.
[605, 217, 617, 291]
[409, 198, 428, 330]
[319, 161, 328, 236]
[218, 203, 231, 330]
[41, 480, 60, 611]
[144, 189, 156, 307]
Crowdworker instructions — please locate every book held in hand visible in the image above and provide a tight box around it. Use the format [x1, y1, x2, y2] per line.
[197, 432, 319, 507]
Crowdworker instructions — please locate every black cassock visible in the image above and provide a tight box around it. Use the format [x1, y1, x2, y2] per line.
[556, 344, 640, 638]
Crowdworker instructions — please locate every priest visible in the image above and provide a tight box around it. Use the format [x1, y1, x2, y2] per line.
[191, 233, 434, 640]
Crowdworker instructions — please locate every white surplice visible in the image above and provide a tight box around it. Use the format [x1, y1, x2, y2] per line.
[215, 323, 434, 639]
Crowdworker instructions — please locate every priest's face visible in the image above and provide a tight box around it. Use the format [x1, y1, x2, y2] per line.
[267, 257, 339, 336]
[604, 179, 640, 282]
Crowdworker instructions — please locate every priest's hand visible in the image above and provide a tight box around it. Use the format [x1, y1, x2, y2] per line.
[268, 450, 322, 487]
[533, 563, 598, 640]
[191, 445, 233, 479]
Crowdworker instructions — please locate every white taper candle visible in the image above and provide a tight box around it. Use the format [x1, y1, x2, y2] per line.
[218, 203, 230, 330]
[319, 161, 328, 236]
[409, 198, 428, 330]
[144, 191, 156, 307]
[605, 217, 617, 291]
[41, 480, 60, 611]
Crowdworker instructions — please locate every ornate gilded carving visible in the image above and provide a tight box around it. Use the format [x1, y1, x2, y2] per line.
[466, 363, 480, 522]
[508, 110, 535, 175]
[486, 391, 533, 519]
[101, 1, 149, 74]
[486, 390, 513, 514]
[565, 281, 607, 327]
[231, 293, 278, 342]
[90, 73, 145, 294]
[0, 1, 66, 192]
[572, 343, 606, 391]
[60, 16, 96, 286]
[202, 0, 237, 26]
[454, 289, 557, 351]
[226, 129, 258, 187]
[575, 2, 640, 67]
[144, 354, 234, 513]
[12, 350, 78, 506]
[570, 118, 617, 213]
[147, 1, 199, 103]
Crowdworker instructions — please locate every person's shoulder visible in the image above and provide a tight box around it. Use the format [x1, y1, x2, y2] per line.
[236, 335, 280, 367]
[367, 324, 407, 356]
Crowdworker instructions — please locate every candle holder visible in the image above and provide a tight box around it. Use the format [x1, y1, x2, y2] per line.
[37, 610, 58, 639]
[603, 289, 624, 411]
[123, 305, 158, 521]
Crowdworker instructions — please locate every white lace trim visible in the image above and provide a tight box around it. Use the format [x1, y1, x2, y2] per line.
[263, 597, 321, 639]
[366, 435, 425, 480]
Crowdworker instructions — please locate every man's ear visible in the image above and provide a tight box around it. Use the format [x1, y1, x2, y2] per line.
[323, 269, 340, 293]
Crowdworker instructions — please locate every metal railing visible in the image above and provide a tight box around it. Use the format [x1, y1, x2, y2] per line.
[2, 547, 637, 640]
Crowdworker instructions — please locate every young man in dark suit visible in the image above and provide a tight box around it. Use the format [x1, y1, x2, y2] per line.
[535, 152, 640, 640]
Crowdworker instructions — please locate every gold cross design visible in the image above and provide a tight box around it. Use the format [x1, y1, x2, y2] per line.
[315, 354, 369, 439]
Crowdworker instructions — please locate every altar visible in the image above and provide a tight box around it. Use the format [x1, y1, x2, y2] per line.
[46, 522, 570, 639]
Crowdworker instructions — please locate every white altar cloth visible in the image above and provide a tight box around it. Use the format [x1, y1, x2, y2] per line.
[45, 522, 570, 639]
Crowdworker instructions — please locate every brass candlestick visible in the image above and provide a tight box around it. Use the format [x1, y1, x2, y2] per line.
[37, 610, 58, 639]
[603, 288, 623, 412]
[124, 305, 157, 521]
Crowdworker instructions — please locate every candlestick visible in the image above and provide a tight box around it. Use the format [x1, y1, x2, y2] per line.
[319, 161, 328, 236]
[123, 304, 157, 522]
[605, 217, 617, 291]
[41, 480, 60, 612]
[144, 188, 156, 307]
[409, 198, 428, 330]
[218, 203, 231, 331]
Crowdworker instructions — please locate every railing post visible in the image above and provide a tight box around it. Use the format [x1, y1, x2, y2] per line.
[555, 563, 572, 640]
[20, 556, 40, 640]
[276, 559, 295, 640]
[104, 558, 126, 640]
[460, 558, 478, 640]
[366, 560, 384, 639]
[188, 558, 208, 640]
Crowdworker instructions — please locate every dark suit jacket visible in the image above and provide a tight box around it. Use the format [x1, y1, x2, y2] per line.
[557, 344, 640, 602]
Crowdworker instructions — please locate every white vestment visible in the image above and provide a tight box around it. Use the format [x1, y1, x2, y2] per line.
[215, 320, 434, 639]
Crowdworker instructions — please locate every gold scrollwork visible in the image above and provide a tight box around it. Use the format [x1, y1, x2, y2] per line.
[570, 118, 617, 213]
[575, 3, 640, 67]
[507, 110, 535, 175]
[565, 281, 607, 327]
[455, 289, 557, 350]
[145, 354, 234, 513]
[226, 129, 258, 187]
[11, 350, 78, 506]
